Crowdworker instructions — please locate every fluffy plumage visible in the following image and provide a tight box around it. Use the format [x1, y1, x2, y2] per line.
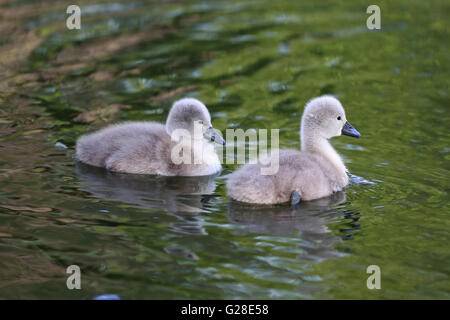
[76, 98, 224, 176]
[227, 95, 361, 204]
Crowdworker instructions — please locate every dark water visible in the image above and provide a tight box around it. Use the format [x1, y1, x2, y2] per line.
[0, 0, 449, 299]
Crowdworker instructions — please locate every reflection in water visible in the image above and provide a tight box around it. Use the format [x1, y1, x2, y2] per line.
[76, 162, 219, 235]
[76, 161, 218, 212]
[228, 192, 350, 262]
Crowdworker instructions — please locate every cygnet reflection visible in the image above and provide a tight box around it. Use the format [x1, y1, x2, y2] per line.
[76, 162, 220, 235]
[228, 191, 350, 262]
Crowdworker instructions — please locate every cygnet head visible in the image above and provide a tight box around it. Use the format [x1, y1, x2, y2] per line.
[301, 95, 361, 142]
[165, 98, 225, 145]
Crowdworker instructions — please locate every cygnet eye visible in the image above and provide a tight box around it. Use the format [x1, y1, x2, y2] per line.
[337, 116, 341, 120]
[198, 120, 204, 124]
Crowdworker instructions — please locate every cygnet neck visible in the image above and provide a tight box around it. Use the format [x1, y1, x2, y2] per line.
[301, 133, 347, 177]
[176, 137, 216, 164]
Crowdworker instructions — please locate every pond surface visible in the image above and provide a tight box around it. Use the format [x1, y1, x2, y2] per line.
[0, 0, 448, 299]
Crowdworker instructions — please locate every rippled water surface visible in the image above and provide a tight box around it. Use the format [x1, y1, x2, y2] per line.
[0, 0, 449, 299]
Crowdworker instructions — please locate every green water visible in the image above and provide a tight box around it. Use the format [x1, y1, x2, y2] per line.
[0, 0, 448, 299]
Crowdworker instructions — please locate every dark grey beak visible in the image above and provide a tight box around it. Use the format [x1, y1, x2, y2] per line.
[342, 121, 361, 138]
[204, 127, 226, 145]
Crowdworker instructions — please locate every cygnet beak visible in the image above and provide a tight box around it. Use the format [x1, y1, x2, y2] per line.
[204, 126, 226, 145]
[342, 121, 361, 138]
